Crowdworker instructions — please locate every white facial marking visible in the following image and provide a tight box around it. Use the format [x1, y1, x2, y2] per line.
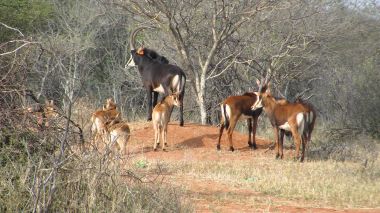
[126, 55, 135, 67]
[252, 98, 262, 110]
[153, 84, 165, 93]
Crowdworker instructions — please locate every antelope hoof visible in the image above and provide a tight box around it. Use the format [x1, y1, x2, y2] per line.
[293, 156, 302, 162]
[248, 142, 257, 150]
[147, 117, 152, 121]
[153, 148, 157, 151]
[230, 146, 235, 152]
[276, 154, 281, 159]
[217, 144, 221, 150]
[180, 121, 184, 127]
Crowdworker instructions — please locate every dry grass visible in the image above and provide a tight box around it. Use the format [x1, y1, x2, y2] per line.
[224, 121, 380, 208]
[158, 156, 380, 208]
[0, 137, 193, 212]
[125, 119, 380, 209]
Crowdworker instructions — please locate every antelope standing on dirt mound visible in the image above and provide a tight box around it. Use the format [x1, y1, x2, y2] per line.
[152, 94, 181, 151]
[91, 98, 121, 139]
[251, 81, 316, 162]
[126, 27, 186, 126]
[217, 91, 263, 152]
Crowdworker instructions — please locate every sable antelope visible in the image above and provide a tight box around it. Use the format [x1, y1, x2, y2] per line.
[91, 98, 121, 140]
[104, 121, 130, 156]
[251, 81, 316, 162]
[126, 27, 186, 126]
[152, 93, 181, 151]
[217, 91, 263, 152]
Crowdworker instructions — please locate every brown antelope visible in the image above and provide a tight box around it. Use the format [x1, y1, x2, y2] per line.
[91, 98, 121, 139]
[251, 81, 316, 162]
[104, 121, 131, 156]
[217, 91, 263, 152]
[152, 94, 181, 151]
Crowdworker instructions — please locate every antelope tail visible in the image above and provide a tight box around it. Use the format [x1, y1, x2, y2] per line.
[221, 104, 230, 129]
[303, 112, 310, 139]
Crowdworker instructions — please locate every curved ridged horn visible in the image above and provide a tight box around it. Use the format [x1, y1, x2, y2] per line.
[129, 27, 147, 50]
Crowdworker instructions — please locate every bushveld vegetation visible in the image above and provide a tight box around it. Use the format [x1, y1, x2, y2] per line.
[1, 0, 379, 211]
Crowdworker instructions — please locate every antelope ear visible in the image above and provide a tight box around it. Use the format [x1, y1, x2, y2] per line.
[256, 79, 260, 86]
[137, 47, 144, 55]
[266, 83, 271, 94]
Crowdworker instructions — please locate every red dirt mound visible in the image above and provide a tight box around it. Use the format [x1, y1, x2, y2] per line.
[127, 122, 272, 161]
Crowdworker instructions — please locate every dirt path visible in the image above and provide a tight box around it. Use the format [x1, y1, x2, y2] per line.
[124, 122, 378, 213]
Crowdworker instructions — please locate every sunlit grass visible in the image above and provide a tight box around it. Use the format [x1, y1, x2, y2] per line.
[162, 156, 380, 208]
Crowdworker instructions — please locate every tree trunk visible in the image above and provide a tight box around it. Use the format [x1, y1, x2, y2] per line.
[195, 71, 208, 124]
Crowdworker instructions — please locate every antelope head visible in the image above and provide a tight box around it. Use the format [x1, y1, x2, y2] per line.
[126, 27, 148, 67]
[252, 80, 271, 110]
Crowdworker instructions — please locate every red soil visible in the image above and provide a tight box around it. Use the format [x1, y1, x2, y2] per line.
[124, 122, 378, 213]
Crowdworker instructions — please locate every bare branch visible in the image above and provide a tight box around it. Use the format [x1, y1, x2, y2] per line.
[0, 40, 40, 56]
[0, 22, 24, 37]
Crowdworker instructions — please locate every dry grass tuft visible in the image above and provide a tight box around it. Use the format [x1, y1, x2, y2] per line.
[163, 151, 380, 208]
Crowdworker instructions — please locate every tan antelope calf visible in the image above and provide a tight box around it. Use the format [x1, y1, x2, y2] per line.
[104, 121, 131, 156]
[152, 94, 181, 151]
[251, 82, 316, 162]
[91, 98, 121, 140]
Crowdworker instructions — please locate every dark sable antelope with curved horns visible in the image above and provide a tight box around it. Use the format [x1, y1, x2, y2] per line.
[217, 81, 263, 151]
[126, 27, 186, 126]
[252, 80, 316, 162]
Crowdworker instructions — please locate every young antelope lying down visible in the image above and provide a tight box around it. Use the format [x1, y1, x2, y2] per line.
[152, 94, 181, 151]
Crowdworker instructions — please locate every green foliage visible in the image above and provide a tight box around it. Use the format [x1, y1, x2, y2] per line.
[0, 0, 53, 41]
[135, 159, 149, 169]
